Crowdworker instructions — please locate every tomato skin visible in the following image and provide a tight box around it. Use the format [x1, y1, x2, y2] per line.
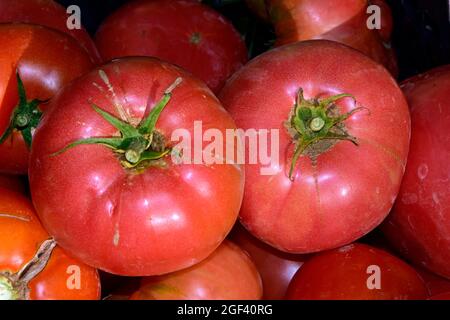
[29, 58, 244, 276]
[267, 0, 397, 75]
[416, 267, 450, 297]
[0, 188, 100, 300]
[382, 65, 450, 279]
[0, 24, 95, 175]
[230, 224, 307, 300]
[429, 292, 450, 300]
[219, 40, 410, 254]
[286, 243, 428, 300]
[0, 0, 100, 63]
[131, 241, 263, 300]
[95, 0, 248, 93]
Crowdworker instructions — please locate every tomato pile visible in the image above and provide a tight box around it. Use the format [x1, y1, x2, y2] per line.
[0, 0, 449, 301]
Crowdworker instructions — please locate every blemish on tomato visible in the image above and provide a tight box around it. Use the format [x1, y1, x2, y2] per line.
[417, 164, 429, 180]
[402, 193, 418, 205]
[113, 225, 120, 247]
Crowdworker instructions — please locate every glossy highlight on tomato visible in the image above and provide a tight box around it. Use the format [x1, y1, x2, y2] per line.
[29, 57, 244, 276]
[220, 40, 410, 254]
[0, 187, 101, 300]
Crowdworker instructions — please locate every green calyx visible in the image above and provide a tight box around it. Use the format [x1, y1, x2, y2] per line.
[54, 77, 183, 169]
[0, 72, 46, 148]
[0, 276, 19, 300]
[0, 239, 56, 300]
[286, 88, 365, 181]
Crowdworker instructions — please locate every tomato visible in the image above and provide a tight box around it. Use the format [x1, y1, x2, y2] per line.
[429, 292, 450, 300]
[382, 65, 450, 279]
[0, 0, 100, 63]
[230, 224, 308, 300]
[219, 40, 410, 254]
[416, 267, 450, 297]
[95, 0, 248, 93]
[266, 0, 397, 75]
[0, 174, 26, 194]
[29, 57, 244, 276]
[0, 187, 100, 300]
[131, 241, 262, 300]
[0, 24, 95, 175]
[285, 243, 428, 300]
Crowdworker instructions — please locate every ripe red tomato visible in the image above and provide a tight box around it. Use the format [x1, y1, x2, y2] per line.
[230, 224, 308, 300]
[219, 40, 410, 254]
[95, 0, 248, 93]
[285, 243, 428, 300]
[130, 241, 262, 300]
[266, 0, 397, 75]
[0, 174, 26, 194]
[0, 187, 100, 300]
[29, 57, 244, 276]
[382, 65, 450, 279]
[416, 267, 450, 297]
[0, 0, 100, 63]
[429, 292, 450, 300]
[0, 24, 95, 175]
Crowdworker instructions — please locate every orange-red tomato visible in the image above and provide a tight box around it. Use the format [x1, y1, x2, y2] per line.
[131, 241, 262, 300]
[0, 188, 101, 300]
[285, 243, 428, 300]
[0, 24, 95, 175]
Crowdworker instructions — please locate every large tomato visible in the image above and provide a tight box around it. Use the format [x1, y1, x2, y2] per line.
[219, 40, 410, 254]
[0, 0, 100, 63]
[0, 187, 100, 300]
[382, 65, 450, 279]
[0, 24, 95, 175]
[131, 240, 262, 300]
[95, 0, 248, 93]
[286, 243, 428, 300]
[266, 0, 397, 75]
[230, 224, 307, 300]
[29, 58, 244, 276]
